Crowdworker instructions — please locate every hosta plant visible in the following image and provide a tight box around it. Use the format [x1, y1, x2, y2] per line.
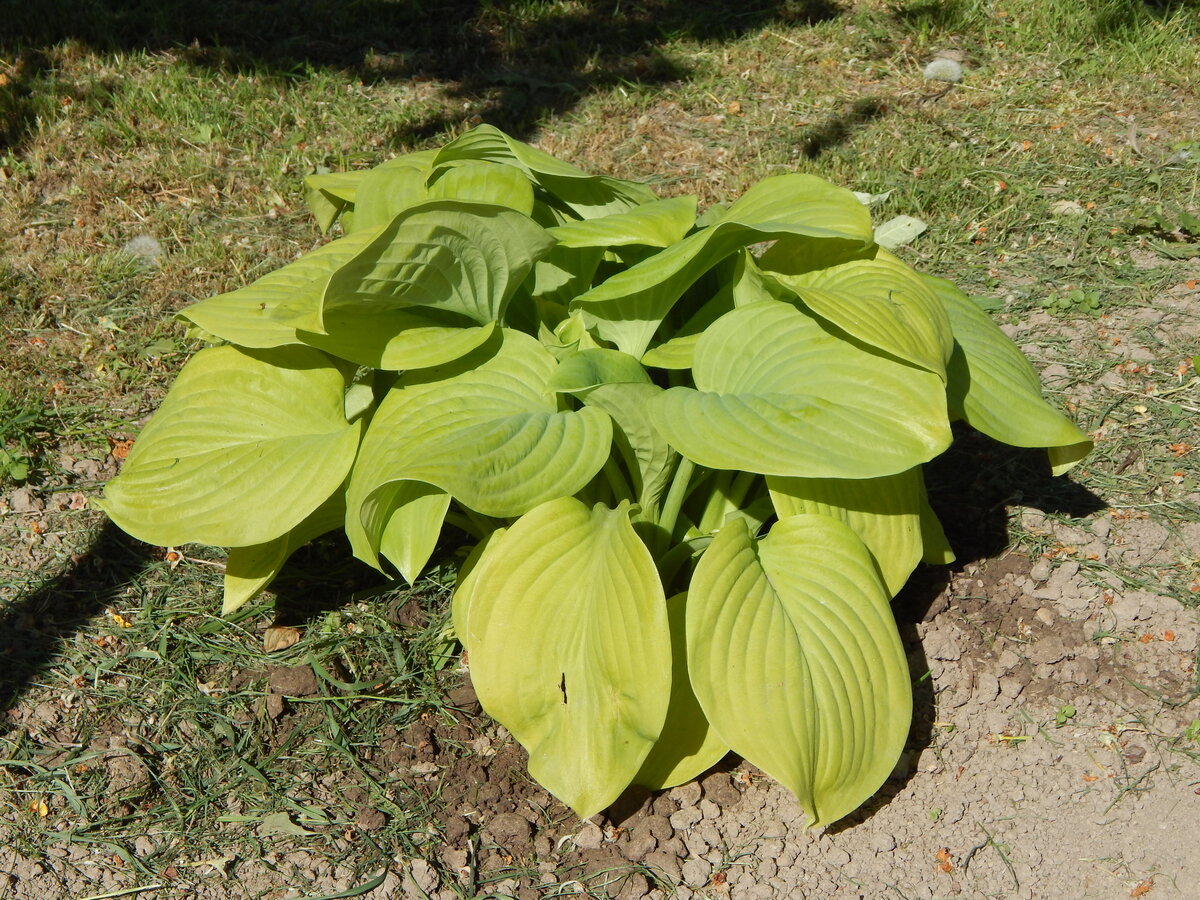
[99, 125, 1091, 827]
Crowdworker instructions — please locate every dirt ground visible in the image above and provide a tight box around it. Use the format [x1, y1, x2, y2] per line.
[2, 291, 1198, 899]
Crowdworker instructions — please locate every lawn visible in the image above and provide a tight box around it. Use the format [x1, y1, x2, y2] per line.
[2, 2, 1198, 898]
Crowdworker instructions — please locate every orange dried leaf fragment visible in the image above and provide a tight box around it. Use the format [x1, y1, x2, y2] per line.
[1130, 877, 1154, 897]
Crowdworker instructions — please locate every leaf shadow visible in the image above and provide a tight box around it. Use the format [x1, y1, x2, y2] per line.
[0, 0, 845, 153]
[0, 520, 152, 710]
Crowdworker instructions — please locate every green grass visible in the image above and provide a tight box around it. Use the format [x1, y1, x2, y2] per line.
[1, 0, 1198, 894]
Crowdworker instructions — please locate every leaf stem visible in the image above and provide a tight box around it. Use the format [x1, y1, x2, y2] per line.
[445, 512, 486, 540]
[658, 455, 696, 542]
[602, 456, 634, 504]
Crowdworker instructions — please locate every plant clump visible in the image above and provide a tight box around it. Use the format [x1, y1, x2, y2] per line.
[99, 125, 1091, 827]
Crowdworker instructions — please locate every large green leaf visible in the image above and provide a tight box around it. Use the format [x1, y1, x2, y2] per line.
[180, 272, 497, 372]
[687, 514, 912, 828]
[345, 330, 613, 568]
[178, 228, 382, 342]
[579, 382, 677, 515]
[432, 124, 657, 219]
[546, 348, 652, 393]
[99, 345, 361, 548]
[767, 249, 954, 380]
[767, 468, 926, 596]
[303, 170, 368, 233]
[222, 490, 347, 614]
[372, 482, 452, 584]
[548, 196, 697, 249]
[323, 200, 555, 327]
[635, 592, 729, 790]
[300, 311, 497, 371]
[459, 498, 671, 818]
[639, 252, 760, 370]
[572, 176, 874, 357]
[925, 275, 1092, 474]
[350, 163, 431, 233]
[428, 161, 536, 215]
[652, 301, 952, 478]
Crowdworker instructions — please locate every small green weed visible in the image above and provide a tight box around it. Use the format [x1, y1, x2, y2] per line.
[1041, 288, 1103, 317]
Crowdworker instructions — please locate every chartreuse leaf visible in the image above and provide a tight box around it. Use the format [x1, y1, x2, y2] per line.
[375, 482, 452, 584]
[343, 149, 440, 234]
[451, 527, 507, 647]
[652, 301, 952, 478]
[323, 200, 555, 327]
[99, 345, 361, 548]
[431, 124, 657, 218]
[572, 175, 874, 357]
[640, 253, 754, 370]
[428, 161, 536, 215]
[546, 348, 652, 393]
[687, 515, 911, 828]
[918, 490, 955, 565]
[178, 228, 381, 343]
[300, 311, 496, 372]
[548, 196, 697, 249]
[303, 170, 368, 232]
[767, 468, 926, 596]
[350, 163, 431, 233]
[715, 174, 874, 237]
[579, 383, 676, 515]
[635, 593, 729, 790]
[767, 248, 954, 380]
[222, 491, 347, 614]
[345, 330, 612, 570]
[460, 498, 671, 818]
[530, 244, 605, 306]
[178, 233, 499, 371]
[924, 275, 1092, 475]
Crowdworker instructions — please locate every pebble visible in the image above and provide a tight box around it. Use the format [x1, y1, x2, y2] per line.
[669, 806, 702, 830]
[680, 858, 711, 887]
[668, 781, 702, 807]
[574, 821, 604, 850]
[872, 832, 897, 853]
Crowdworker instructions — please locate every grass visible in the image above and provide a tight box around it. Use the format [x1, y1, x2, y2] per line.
[1, 0, 1199, 895]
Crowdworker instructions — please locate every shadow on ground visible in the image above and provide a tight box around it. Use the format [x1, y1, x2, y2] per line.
[0, 0, 841, 151]
[0, 520, 152, 709]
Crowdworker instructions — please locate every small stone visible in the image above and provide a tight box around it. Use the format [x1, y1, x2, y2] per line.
[923, 58, 963, 82]
[8, 487, 43, 513]
[642, 850, 682, 881]
[680, 858, 711, 888]
[668, 781, 702, 807]
[698, 798, 720, 820]
[872, 832, 897, 853]
[624, 833, 656, 863]
[574, 821, 604, 850]
[826, 847, 851, 866]
[756, 856, 778, 880]
[1029, 558, 1053, 583]
[267, 665, 318, 697]
[644, 815, 673, 841]
[699, 772, 742, 809]
[669, 806, 702, 830]
[482, 812, 533, 855]
[356, 807, 388, 831]
[617, 872, 650, 900]
[266, 693, 286, 720]
[406, 859, 440, 896]
[996, 649, 1022, 671]
[1029, 635, 1068, 666]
